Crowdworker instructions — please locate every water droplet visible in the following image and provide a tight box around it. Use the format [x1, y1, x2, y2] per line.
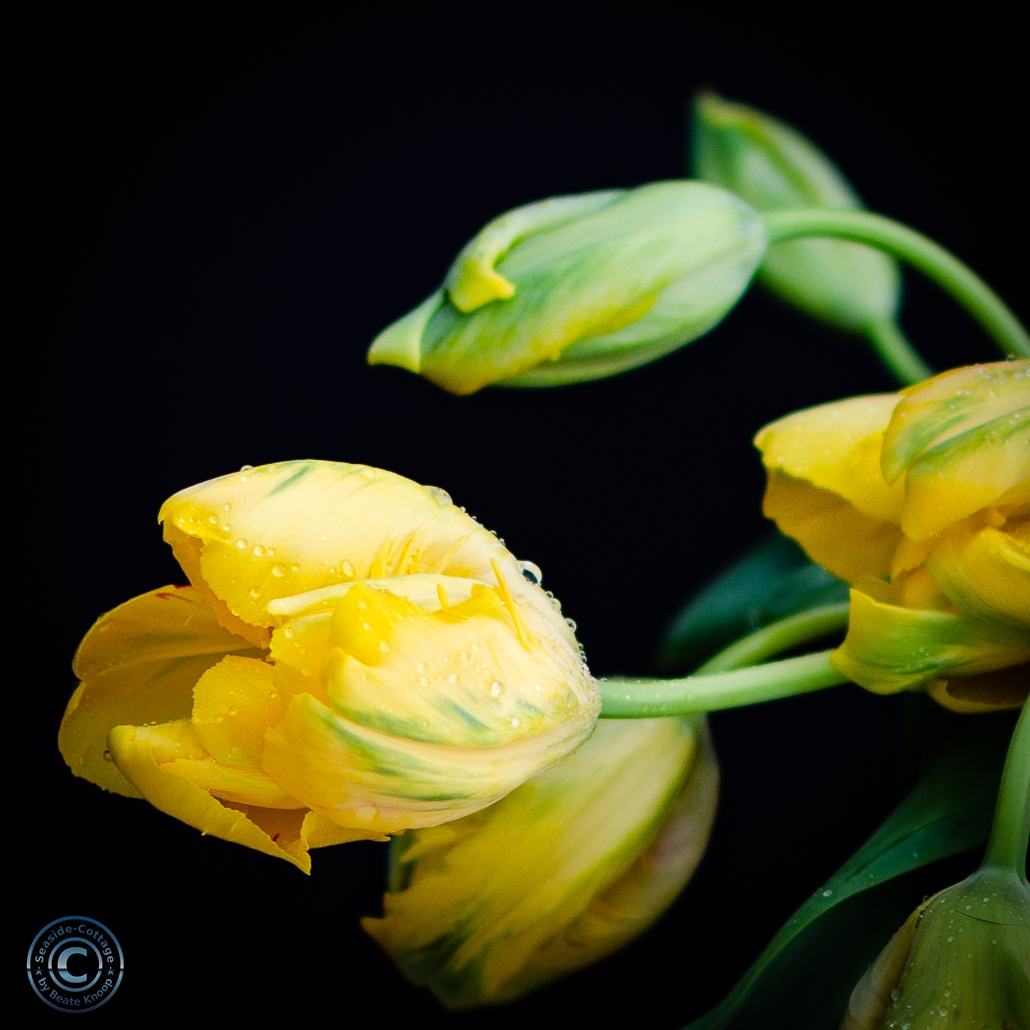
[448, 672, 458, 683]
[490, 681, 504, 697]
[519, 560, 543, 585]
[510, 717, 520, 727]
[228, 705, 239, 715]
[291, 563, 301, 574]
[821, 889, 833, 897]
[267, 547, 276, 557]
[419, 676, 429, 687]
[890, 988, 901, 1002]
[301, 666, 313, 677]
[230, 607, 241, 616]
[223, 502, 232, 511]
[103, 750, 113, 762]
[342, 560, 355, 578]
[253, 544, 265, 557]
[236, 538, 248, 550]
[379, 640, 390, 652]
[283, 625, 295, 638]
[208, 514, 219, 525]
[222, 524, 232, 532]
[241, 464, 254, 471]
[946, 934, 954, 943]
[566, 618, 577, 632]
[249, 586, 261, 598]
[358, 599, 368, 610]
[362, 621, 372, 631]
[427, 486, 451, 506]
[460, 651, 470, 661]
[272, 563, 287, 578]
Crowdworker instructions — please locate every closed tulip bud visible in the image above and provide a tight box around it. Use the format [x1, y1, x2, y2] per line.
[756, 361, 1030, 711]
[362, 715, 718, 1008]
[840, 866, 1030, 1030]
[693, 92, 902, 341]
[368, 181, 766, 394]
[59, 460, 598, 872]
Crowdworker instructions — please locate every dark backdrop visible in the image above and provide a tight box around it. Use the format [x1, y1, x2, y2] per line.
[19, 9, 1026, 1026]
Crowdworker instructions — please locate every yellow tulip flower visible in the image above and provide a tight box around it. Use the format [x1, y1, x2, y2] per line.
[60, 461, 599, 872]
[363, 715, 718, 1009]
[755, 361, 1030, 711]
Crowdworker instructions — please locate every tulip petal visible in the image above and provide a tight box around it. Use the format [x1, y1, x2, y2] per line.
[106, 722, 313, 871]
[60, 586, 263, 796]
[761, 469, 901, 582]
[881, 359, 1030, 483]
[363, 717, 712, 1009]
[191, 655, 287, 764]
[262, 690, 597, 835]
[900, 408, 1030, 541]
[926, 520, 1030, 631]
[831, 589, 1030, 693]
[756, 394, 904, 523]
[925, 664, 1030, 713]
[158, 461, 558, 640]
[323, 583, 589, 747]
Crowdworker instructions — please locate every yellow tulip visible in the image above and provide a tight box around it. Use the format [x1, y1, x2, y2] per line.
[60, 460, 599, 872]
[755, 361, 1030, 711]
[362, 715, 718, 1009]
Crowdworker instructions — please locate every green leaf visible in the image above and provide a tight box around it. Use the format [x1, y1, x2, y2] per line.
[658, 534, 848, 672]
[682, 702, 1015, 1029]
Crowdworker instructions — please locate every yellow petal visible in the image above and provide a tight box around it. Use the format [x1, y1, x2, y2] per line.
[755, 394, 904, 522]
[191, 655, 287, 764]
[881, 359, 1030, 482]
[761, 468, 901, 582]
[926, 518, 1030, 630]
[106, 721, 314, 871]
[900, 409, 1030, 541]
[60, 586, 262, 796]
[323, 583, 589, 747]
[831, 589, 1030, 694]
[925, 665, 1029, 713]
[262, 690, 597, 834]
[158, 460, 553, 637]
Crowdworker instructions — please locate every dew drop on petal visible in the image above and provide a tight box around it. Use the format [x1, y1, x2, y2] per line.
[519, 561, 543, 585]
[342, 560, 355, 578]
[490, 681, 504, 697]
[272, 563, 287, 577]
[236, 539, 248, 550]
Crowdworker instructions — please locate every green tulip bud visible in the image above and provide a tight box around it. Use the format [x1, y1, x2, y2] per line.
[693, 92, 902, 341]
[368, 182, 766, 394]
[840, 866, 1030, 1029]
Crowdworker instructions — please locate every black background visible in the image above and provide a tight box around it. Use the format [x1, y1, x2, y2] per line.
[18, 8, 1027, 1026]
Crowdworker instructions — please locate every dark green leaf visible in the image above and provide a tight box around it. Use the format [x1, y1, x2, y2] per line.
[658, 534, 848, 673]
[682, 704, 1015, 1030]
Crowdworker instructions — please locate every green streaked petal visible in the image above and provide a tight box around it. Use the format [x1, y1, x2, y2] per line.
[831, 589, 1030, 694]
[881, 359, 1030, 483]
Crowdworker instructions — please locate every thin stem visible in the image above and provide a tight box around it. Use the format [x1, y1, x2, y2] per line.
[765, 209, 1030, 360]
[981, 696, 1030, 881]
[863, 316, 934, 386]
[696, 602, 850, 674]
[599, 650, 848, 718]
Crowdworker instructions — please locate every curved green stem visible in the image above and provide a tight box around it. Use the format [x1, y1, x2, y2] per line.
[695, 602, 850, 675]
[981, 697, 1030, 881]
[863, 316, 934, 386]
[599, 650, 848, 717]
[765, 209, 1030, 360]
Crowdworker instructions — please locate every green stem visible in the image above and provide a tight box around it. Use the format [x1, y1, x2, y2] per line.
[765, 209, 1030, 360]
[696, 602, 850, 674]
[863, 316, 934, 386]
[599, 650, 848, 718]
[981, 696, 1030, 881]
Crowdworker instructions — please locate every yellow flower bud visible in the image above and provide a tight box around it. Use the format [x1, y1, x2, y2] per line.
[60, 460, 598, 871]
[362, 715, 718, 1009]
[840, 867, 1030, 1030]
[755, 361, 1030, 711]
[367, 182, 766, 394]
